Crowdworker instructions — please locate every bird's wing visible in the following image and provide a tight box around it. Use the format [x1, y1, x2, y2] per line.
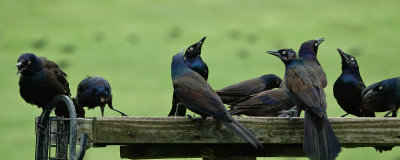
[232, 90, 284, 107]
[216, 78, 265, 96]
[174, 73, 229, 121]
[286, 67, 325, 116]
[40, 57, 71, 95]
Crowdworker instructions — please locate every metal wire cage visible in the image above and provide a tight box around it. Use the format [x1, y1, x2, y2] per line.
[35, 95, 88, 160]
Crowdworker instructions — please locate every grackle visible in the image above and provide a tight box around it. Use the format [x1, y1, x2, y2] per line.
[169, 37, 208, 116]
[298, 38, 327, 88]
[171, 50, 262, 149]
[268, 49, 341, 160]
[361, 77, 400, 117]
[216, 74, 282, 105]
[17, 53, 85, 118]
[333, 49, 375, 117]
[74, 76, 127, 116]
[229, 88, 296, 117]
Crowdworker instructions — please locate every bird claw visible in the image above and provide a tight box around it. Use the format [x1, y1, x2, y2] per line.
[278, 106, 298, 119]
[187, 114, 205, 127]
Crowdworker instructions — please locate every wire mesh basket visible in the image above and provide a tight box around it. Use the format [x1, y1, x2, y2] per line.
[35, 95, 88, 160]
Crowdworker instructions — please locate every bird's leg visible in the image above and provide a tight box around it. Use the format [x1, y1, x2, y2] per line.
[391, 106, 398, 117]
[383, 105, 397, 117]
[108, 101, 128, 116]
[341, 113, 349, 117]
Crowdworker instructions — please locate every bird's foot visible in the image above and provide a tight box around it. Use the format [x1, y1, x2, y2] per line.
[110, 108, 128, 117]
[278, 106, 298, 119]
[187, 115, 205, 127]
[341, 113, 349, 117]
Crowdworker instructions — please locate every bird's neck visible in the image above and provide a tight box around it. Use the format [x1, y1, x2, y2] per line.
[299, 47, 317, 60]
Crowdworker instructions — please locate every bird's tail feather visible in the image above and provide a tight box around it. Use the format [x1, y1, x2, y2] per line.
[304, 111, 341, 160]
[222, 117, 263, 149]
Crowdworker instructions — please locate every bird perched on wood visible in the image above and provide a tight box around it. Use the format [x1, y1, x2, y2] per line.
[298, 38, 327, 88]
[361, 77, 400, 117]
[333, 49, 375, 117]
[216, 74, 282, 105]
[228, 49, 297, 117]
[17, 53, 85, 118]
[268, 49, 341, 160]
[171, 50, 262, 149]
[169, 36, 208, 116]
[74, 76, 127, 116]
[229, 88, 296, 117]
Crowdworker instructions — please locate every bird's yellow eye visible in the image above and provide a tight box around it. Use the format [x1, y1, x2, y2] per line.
[350, 57, 355, 61]
[189, 47, 193, 51]
[199, 42, 202, 44]
[379, 86, 383, 90]
[282, 51, 286, 54]
[314, 43, 318, 46]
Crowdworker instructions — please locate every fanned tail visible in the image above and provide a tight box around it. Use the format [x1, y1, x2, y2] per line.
[304, 111, 341, 160]
[222, 116, 263, 149]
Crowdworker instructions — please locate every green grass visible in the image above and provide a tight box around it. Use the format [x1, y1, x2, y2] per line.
[1, 0, 400, 159]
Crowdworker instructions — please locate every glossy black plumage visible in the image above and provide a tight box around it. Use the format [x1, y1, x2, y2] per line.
[333, 49, 375, 117]
[169, 37, 208, 116]
[17, 53, 85, 118]
[228, 88, 296, 117]
[216, 74, 282, 105]
[361, 77, 400, 117]
[268, 49, 340, 160]
[171, 50, 262, 149]
[298, 38, 327, 88]
[74, 76, 127, 116]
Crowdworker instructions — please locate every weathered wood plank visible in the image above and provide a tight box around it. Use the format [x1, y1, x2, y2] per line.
[91, 117, 400, 147]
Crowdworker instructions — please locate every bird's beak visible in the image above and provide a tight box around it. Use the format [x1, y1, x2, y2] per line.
[100, 105, 105, 116]
[316, 38, 325, 46]
[337, 48, 348, 61]
[100, 97, 106, 103]
[267, 50, 281, 58]
[195, 36, 206, 55]
[16, 62, 23, 75]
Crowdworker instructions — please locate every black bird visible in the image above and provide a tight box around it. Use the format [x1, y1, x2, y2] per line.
[361, 77, 400, 117]
[333, 49, 375, 117]
[229, 88, 296, 117]
[171, 50, 262, 149]
[74, 76, 127, 116]
[169, 37, 208, 116]
[216, 74, 282, 105]
[268, 49, 341, 160]
[298, 38, 327, 88]
[17, 53, 85, 118]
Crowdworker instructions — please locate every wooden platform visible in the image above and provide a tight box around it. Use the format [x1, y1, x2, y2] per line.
[74, 117, 400, 159]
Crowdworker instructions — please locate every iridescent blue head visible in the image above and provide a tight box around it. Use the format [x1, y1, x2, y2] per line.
[259, 74, 282, 89]
[363, 77, 400, 103]
[16, 53, 43, 75]
[267, 48, 298, 65]
[337, 48, 360, 73]
[77, 76, 112, 116]
[171, 49, 187, 79]
[298, 38, 324, 59]
[184, 36, 206, 58]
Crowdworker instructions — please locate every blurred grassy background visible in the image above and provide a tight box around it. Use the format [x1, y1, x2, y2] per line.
[1, 0, 400, 159]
